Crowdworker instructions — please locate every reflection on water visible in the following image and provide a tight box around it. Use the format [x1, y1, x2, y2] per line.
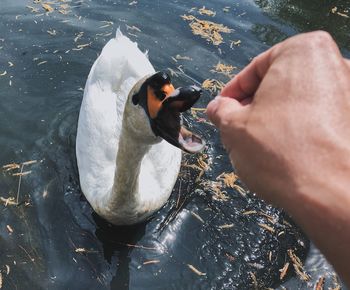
[0, 0, 348, 289]
[254, 0, 350, 51]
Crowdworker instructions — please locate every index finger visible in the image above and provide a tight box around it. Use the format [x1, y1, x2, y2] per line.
[221, 45, 277, 101]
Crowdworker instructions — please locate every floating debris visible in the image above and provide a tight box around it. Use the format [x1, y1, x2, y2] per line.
[0, 197, 17, 206]
[183, 153, 210, 183]
[218, 223, 234, 229]
[58, 3, 70, 14]
[99, 21, 113, 29]
[42, 3, 54, 13]
[288, 249, 310, 281]
[12, 171, 31, 177]
[242, 210, 257, 215]
[126, 25, 141, 32]
[74, 32, 84, 43]
[279, 262, 289, 280]
[187, 264, 206, 276]
[331, 273, 341, 290]
[198, 6, 216, 17]
[223, 7, 230, 13]
[181, 14, 232, 46]
[72, 42, 91, 51]
[47, 29, 57, 36]
[6, 225, 14, 234]
[331, 7, 349, 18]
[315, 276, 325, 290]
[230, 39, 241, 48]
[200, 180, 229, 201]
[225, 252, 235, 262]
[175, 54, 192, 61]
[292, 263, 310, 281]
[37, 60, 48, 66]
[22, 160, 37, 166]
[143, 260, 160, 265]
[2, 163, 20, 171]
[249, 272, 258, 290]
[26, 5, 39, 13]
[5, 265, 10, 276]
[191, 211, 204, 223]
[75, 248, 87, 253]
[2, 160, 38, 204]
[42, 188, 48, 198]
[216, 172, 247, 197]
[167, 68, 180, 77]
[216, 172, 238, 188]
[125, 243, 158, 251]
[211, 62, 236, 78]
[258, 223, 275, 234]
[202, 78, 225, 94]
[18, 245, 35, 263]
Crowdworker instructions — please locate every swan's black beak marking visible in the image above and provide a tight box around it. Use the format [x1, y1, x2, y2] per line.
[132, 72, 205, 153]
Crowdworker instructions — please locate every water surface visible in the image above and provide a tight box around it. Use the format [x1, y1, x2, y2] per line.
[0, 0, 349, 289]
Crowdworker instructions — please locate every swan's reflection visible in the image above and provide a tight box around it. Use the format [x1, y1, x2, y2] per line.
[94, 213, 147, 290]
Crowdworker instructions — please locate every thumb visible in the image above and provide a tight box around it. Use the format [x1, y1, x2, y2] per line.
[206, 96, 248, 128]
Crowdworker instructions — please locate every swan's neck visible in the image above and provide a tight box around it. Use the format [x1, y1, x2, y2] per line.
[111, 125, 150, 205]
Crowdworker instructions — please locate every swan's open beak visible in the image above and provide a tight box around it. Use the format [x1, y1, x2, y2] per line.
[151, 86, 206, 153]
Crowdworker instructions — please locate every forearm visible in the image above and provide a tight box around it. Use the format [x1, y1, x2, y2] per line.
[280, 160, 350, 285]
[207, 31, 350, 286]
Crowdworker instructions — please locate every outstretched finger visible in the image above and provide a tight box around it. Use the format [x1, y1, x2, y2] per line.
[221, 45, 278, 102]
[206, 96, 247, 128]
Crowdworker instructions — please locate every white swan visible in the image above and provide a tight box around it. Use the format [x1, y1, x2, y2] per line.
[76, 30, 205, 225]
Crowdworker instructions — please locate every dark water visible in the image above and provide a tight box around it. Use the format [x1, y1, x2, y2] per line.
[0, 0, 349, 289]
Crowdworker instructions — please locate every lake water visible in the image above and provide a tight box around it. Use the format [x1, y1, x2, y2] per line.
[0, 0, 349, 289]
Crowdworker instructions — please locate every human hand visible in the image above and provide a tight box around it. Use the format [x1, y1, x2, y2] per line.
[207, 31, 350, 284]
[207, 31, 350, 207]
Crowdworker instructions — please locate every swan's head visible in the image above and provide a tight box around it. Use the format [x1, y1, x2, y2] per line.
[130, 71, 205, 153]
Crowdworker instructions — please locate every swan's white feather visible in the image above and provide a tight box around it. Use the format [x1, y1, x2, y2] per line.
[76, 31, 181, 224]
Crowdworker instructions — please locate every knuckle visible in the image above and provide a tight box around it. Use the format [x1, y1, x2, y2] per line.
[302, 30, 336, 51]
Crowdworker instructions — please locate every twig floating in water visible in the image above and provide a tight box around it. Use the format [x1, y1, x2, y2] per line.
[258, 223, 275, 234]
[288, 249, 310, 281]
[42, 3, 54, 13]
[181, 15, 232, 46]
[187, 264, 206, 276]
[279, 262, 289, 280]
[191, 211, 204, 223]
[143, 260, 160, 265]
[202, 79, 225, 94]
[198, 6, 216, 17]
[125, 243, 158, 251]
[315, 276, 325, 290]
[218, 223, 234, 229]
[6, 225, 13, 234]
[0, 197, 17, 206]
[16, 164, 24, 204]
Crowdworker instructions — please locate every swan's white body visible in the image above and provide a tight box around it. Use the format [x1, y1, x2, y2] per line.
[76, 30, 181, 225]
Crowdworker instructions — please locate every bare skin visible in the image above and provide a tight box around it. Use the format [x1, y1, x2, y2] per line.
[207, 31, 350, 285]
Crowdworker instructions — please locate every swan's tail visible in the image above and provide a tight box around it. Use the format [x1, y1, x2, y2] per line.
[87, 28, 155, 88]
